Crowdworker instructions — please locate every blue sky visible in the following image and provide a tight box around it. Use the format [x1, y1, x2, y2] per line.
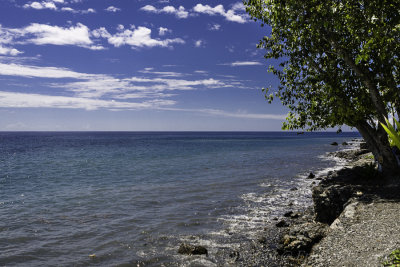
[0, 0, 289, 131]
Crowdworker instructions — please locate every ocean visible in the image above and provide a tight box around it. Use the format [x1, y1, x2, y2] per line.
[0, 132, 360, 266]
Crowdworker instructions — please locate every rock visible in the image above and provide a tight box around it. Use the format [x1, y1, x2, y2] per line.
[360, 142, 368, 150]
[257, 236, 268, 244]
[284, 211, 293, 217]
[278, 222, 329, 254]
[331, 142, 338, 146]
[330, 149, 370, 160]
[178, 243, 208, 255]
[290, 212, 301, 219]
[276, 220, 289, 227]
[342, 142, 349, 145]
[229, 250, 240, 261]
[312, 184, 354, 224]
[290, 187, 298, 191]
[308, 172, 316, 179]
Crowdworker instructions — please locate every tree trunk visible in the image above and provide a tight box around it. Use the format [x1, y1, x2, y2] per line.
[356, 121, 399, 175]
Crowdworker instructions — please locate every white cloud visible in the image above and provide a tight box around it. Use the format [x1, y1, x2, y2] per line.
[24, 1, 57, 10]
[96, 26, 185, 49]
[105, 6, 121, 12]
[0, 91, 175, 110]
[208, 23, 221, 31]
[193, 3, 247, 23]
[0, 62, 233, 100]
[158, 27, 171, 36]
[60, 7, 95, 14]
[194, 40, 204, 48]
[140, 5, 189, 19]
[0, 62, 93, 79]
[203, 109, 286, 120]
[162, 107, 286, 120]
[223, 61, 262, 67]
[0, 46, 23, 56]
[22, 23, 93, 47]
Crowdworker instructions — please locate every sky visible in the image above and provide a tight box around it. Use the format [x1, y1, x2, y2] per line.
[0, 0, 289, 131]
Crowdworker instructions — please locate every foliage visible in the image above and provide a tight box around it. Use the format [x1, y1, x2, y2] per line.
[382, 249, 400, 267]
[381, 117, 400, 150]
[244, 0, 400, 172]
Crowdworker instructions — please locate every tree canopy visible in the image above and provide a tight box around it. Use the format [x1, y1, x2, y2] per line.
[244, 0, 400, 172]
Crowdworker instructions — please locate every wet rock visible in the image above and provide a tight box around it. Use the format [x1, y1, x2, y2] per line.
[276, 220, 289, 227]
[342, 142, 349, 146]
[308, 172, 316, 179]
[178, 243, 208, 255]
[290, 187, 298, 191]
[331, 142, 338, 146]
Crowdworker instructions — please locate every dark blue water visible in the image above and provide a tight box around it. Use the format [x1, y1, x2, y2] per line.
[0, 132, 359, 266]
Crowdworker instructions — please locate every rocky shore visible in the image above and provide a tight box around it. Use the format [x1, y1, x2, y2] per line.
[178, 140, 400, 266]
[275, 141, 400, 266]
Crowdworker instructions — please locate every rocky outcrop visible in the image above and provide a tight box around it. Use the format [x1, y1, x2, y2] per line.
[329, 149, 370, 160]
[312, 184, 355, 224]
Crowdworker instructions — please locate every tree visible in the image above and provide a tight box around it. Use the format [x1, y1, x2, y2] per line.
[244, 0, 400, 173]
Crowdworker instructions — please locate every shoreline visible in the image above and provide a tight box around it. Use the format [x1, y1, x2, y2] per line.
[177, 139, 364, 266]
[272, 140, 400, 266]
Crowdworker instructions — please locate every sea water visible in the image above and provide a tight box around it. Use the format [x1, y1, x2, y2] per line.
[0, 132, 359, 266]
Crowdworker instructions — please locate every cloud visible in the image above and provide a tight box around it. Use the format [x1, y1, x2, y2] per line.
[93, 26, 185, 49]
[208, 23, 221, 31]
[193, 3, 247, 23]
[24, 1, 57, 10]
[105, 6, 120, 12]
[140, 5, 189, 19]
[1, 23, 184, 51]
[0, 46, 23, 56]
[22, 23, 94, 47]
[0, 62, 93, 78]
[0, 61, 234, 101]
[162, 107, 286, 120]
[22, 0, 95, 14]
[60, 7, 96, 14]
[0, 23, 101, 50]
[0, 91, 175, 110]
[194, 40, 205, 48]
[222, 61, 262, 67]
[158, 27, 171, 36]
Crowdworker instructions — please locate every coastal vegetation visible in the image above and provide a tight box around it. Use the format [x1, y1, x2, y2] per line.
[382, 249, 400, 266]
[244, 0, 400, 173]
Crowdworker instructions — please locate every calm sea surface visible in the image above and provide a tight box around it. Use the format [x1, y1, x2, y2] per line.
[0, 132, 359, 266]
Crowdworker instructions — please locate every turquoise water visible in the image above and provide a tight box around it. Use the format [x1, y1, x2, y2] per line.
[0, 132, 359, 266]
